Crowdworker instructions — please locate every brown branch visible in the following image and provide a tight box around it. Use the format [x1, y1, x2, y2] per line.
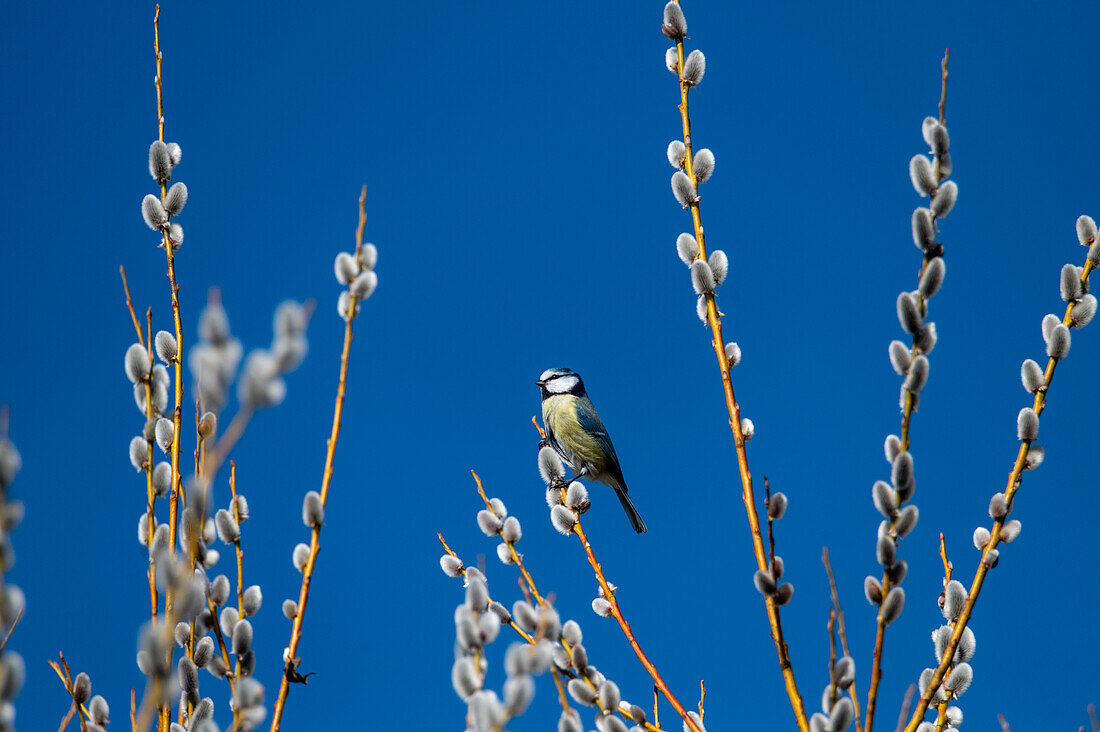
[270, 186, 367, 732]
[894, 685, 916, 732]
[822, 548, 863, 732]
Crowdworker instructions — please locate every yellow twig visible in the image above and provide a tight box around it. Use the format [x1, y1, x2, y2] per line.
[867, 50, 950, 732]
[668, 8, 807, 728]
[902, 259, 1095, 732]
[270, 187, 367, 732]
[471, 471, 545, 605]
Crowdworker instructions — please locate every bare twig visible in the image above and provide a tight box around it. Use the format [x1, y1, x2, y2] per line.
[270, 187, 368, 731]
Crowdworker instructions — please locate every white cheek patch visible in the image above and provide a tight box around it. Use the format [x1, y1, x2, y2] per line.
[547, 376, 579, 394]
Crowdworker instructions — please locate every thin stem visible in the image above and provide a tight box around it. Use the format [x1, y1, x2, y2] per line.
[471, 471, 544, 605]
[822, 548, 863, 732]
[902, 259, 1095, 732]
[894, 685, 916, 732]
[121, 269, 161, 625]
[867, 50, 951, 732]
[997, 714, 1011, 732]
[670, 16, 808, 729]
[270, 186, 367, 732]
[204, 406, 254, 482]
[572, 520, 702, 732]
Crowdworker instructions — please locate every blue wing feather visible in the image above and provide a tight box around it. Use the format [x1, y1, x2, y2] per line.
[575, 402, 627, 488]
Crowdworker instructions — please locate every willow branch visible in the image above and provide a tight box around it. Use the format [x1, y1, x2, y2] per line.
[668, 7, 808, 728]
[866, 50, 950, 732]
[902, 258, 1095, 732]
[269, 187, 366, 732]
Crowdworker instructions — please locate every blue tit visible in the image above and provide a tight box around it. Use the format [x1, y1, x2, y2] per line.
[536, 368, 647, 534]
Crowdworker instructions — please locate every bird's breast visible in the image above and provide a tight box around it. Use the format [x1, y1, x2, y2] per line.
[543, 395, 606, 470]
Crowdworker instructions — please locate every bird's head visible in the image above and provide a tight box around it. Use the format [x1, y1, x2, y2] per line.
[536, 368, 586, 398]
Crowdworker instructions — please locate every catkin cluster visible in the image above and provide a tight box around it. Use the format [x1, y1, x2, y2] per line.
[0, 437, 24, 732]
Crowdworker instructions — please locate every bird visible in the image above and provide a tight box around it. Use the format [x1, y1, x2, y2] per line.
[536, 368, 647, 533]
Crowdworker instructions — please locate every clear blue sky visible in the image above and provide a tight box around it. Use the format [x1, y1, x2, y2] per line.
[1, 1, 1098, 730]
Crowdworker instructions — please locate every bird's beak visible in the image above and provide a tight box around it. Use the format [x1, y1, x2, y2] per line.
[535, 379, 546, 387]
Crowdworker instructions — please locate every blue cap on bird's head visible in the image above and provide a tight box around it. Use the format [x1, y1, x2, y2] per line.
[536, 368, 585, 396]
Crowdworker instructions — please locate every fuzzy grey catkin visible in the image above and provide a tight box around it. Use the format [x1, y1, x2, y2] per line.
[178, 656, 198, 693]
[896, 292, 922, 334]
[214, 509, 239, 543]
[334, 252, 358, 285]
[167, 221, 183, 247]
[129, 436, 149, 471]
[1048, 322, 1071, 358]
[982, 547, 1000, 567]
[564, 481, 588, 509]
[872, 481, 897, 518]
[566, 678, 597, 706]
[988, 492, 1008, 519]
[904, 355, 930, 393]
[1000, 518, 1022, 543]
[281, 599, 299, 620]
[691, 260, 716, 295]
[210, 574, 230, 606]
[943, 663, 973, 696]
[880, 587, 905, 624]
[1020, 359, 1045, 393]
[696, 294, 708, 323]
[930, 124, 949, 157]
[942, 579, 966, 620]
[931, 181, 957, 218]
[864, 575, 883, 604]
[972, 526, 991, 550]
[149, 140, 172, 181]
[767, 491, 787, 520]
[242, 585, 262, 616]
[1061, 263, 1082, 301]
[665, 46, 679, 73]
[591, 597, 612, 617]
[753, 569, 776, 596]
[142, 194, 168, 230]
[894, 505, 919, 538]
[1072, 293, 1098, 327]
[888, 341, 911, 375]
[231, 618, 253, 655]
[72, 672, 91, 704]
[693, 148, 715, 183]
[165, 141, 182, 167]
[676, 233, 699, 265]
[125, 343, 151, 383]
[292, 542, 310, 572]
[740, 417, 755, 440]
[829, 697, 854, 732]
[164, 182, 188, 216]
[1042, 313, 1061, 343]
[667, 140, 685, 169]
[1017, 407, 1039, 440]
[891, 450, 914, 495]
[956, 627, 976, 663]
[834, 657, 855, 689]
[708, 249, 728, 286]
[919, 258, 945, 299]
[350, 271, 378, 300]
[152, 465, 171, 498]
[302, 491, 323, 528]
[1076, 214, 1098, 245]
[501, 516, 522, 543]
[538, 446, 565, 485]
[775, 582, 794, 606]
[598, 680, 621, 712]
[151, 331, 177, 366]
[154, 417, 174, 453]
[884, 434, 901, 463]
[662, 1, 687, 37]
[672, 171, 698, 208]
[876, 536, 896, 568]
[682, 49, 705, 84]
[912, 208, 935, 250]
[909, 155, 937, 196]
[725, 341, 741, 366]
[477, 509, 502, 536]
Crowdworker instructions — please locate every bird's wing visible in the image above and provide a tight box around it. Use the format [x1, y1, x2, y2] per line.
[576, 405, 628, 490]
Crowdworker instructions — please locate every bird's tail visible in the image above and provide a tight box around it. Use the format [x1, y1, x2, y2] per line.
[612, 484, 647, 534]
